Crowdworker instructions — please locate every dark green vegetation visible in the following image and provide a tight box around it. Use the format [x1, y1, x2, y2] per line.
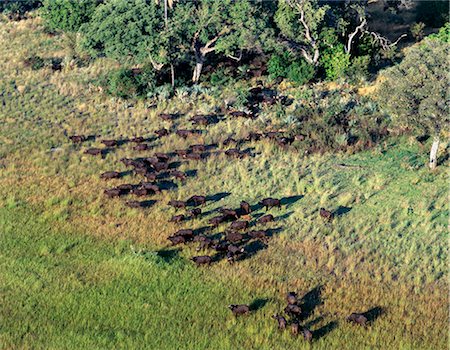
[0, 2, 448, 350]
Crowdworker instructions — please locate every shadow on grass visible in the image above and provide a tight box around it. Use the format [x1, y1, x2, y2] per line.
[300, 285, 323, 320]
[362, 306, 384, 325]
[280, 195, 303, 207]
[155, 248, 181, 263]
[334, 206, 352, 217]
[312, 321, 338, 340]
[206, 192, 231, 203]
[249, 298, 269, 312]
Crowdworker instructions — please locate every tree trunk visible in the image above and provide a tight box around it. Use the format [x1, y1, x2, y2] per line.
[429, 136, 440, 169]
[192, 60, 204, 83]
[170, 63, 175, 88]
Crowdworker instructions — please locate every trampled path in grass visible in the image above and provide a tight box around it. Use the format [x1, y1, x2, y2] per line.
[0, 17, 448, 349]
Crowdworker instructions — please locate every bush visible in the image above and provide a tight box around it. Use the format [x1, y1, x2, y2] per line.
[428, 23, 450, 43]
[0, 0, 42, 20]
[268, 52, 314, 85]
[267, 52, 291, 79]
[107, 66, 156, 99]
[320, 44, 351, 80]
[286, 60, 315, 86]
[347, 55, 371, 82]
[209, 67, 234, 86]
[41, 0, 98, 33]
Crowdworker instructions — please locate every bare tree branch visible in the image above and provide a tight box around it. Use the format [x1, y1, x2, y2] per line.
[346, 18, 367, 54]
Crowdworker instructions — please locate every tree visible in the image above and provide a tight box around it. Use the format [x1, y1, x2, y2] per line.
[275, 0, 329, 66]
[175, 0, 270, 83]
[41, 0, 98, 33]
[81, 0, 165, 65]
[378, 34, 449, 169]
[41, 0, 99, 60]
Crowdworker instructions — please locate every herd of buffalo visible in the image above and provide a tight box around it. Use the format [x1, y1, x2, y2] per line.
[68, 86, 380, 342]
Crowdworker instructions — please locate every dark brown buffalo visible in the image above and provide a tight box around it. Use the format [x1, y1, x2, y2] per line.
[228, 304, 250, 316]
[208, 215, 225, 227]
[151, 162, 169, 172]
[248, 230, 268, 241]
[155, 128, 169, 138]
[187, 195, 206, 207]
[84, 148, 102, 156]
[120, 158, 134, 167]
[225, 148, 245, 159]
[191, 255, 212, 266]
[272, 314, 287, 330]
[189, 144, 206, 153]
[320, 208, 334, 221]
[130, 136, 145, 143]
[174, 229, 194, 240]
[154, 152, 170, 162]
[226, 231, 244, 243]
[176, 129, 201, 139]
[185, 153, 202, 160]
[140, 183, 160, 193]
[100, 171, 120, 180]
[259, 198, 281, 211]
[171, 170, 187, 181]
[131, 187, 150, 197]
[101, 139, 117, 147]
[69, 135, 86, 143]
[167, 235, 185, 245]
[175, 149, 189, 157]
[190, 115, 209, 126]
[291, 322, 299, 336]
[240, 201, 251, 215]
[168, 200, 186, 209]
[229, 220, 249, 231]
[257, 214, 274, 224]
[218, 208, 238, 220]
[143, 172, 157, 181]
[286, 292, 298, 305]
[347, 313, 368, 326]
[117, 183, 134, 192]
[133, 143, 150, 151]
[170, 215, 185, 225]
[284, 304, 302, 317]
[104, 188, 122, 198]
[302, 328, 313, 342]
[189, 208, 202, 218]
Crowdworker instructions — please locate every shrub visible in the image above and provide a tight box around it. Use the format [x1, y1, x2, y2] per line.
[268, 52, 314, 85]
[267, 52, 290, 79]
[320, 44, 351, 80]
[107, 66, 156, 99]
[41, 0, 98, 33]
[347, 55, 371, 82]
[428, 23, 450, 43]
[286, 60, 315, 86]
[410, 22, 425, 42]
[209, 67, 234, 86]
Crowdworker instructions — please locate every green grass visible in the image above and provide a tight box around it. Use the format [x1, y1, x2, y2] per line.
[0, 16, 448, 350]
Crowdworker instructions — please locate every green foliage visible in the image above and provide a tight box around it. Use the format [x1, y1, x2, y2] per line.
[286, 60, 315, 85]
[347, 55, 370, 82]
[0, 0, 42, 20]
[41, 0, 98, 32]
[209, 67, 234, 86]
[81, 0, 165, 66]
[320, 44, 350, 80]
[428, 23, 450, 43]
[410, 22, 425, 42]
[107, 66, 156, 99]
[267, 52, 291, 79]
[268, 52, 314, 85]
[378, 37, 449, 136]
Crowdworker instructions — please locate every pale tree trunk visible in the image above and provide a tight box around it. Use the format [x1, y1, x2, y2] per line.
[429, 136, 440, 169]
[170, 63, 175, 87]
[192, 57, 204, 83]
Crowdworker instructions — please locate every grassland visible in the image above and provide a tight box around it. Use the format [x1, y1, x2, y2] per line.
[0, 16, 448, 350]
